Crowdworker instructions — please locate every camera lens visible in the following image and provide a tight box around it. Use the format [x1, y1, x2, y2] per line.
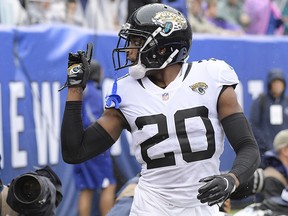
[13, 174, 41, 203]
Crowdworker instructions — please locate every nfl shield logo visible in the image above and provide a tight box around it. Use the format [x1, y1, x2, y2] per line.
[162, 93, 169, 101]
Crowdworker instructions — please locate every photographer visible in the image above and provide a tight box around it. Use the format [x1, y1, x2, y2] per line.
[1, 180, 18, 216]
[0, 166, 62, 216]
[231, 129, 288, 201]
[230, 129, 288, 215]
[234, 186, 288, 216]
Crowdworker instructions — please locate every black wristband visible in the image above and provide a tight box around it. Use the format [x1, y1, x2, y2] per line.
[65, 101, 82, 109]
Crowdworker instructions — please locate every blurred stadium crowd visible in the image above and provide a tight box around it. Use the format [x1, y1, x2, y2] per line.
[1, 0, 288, 35]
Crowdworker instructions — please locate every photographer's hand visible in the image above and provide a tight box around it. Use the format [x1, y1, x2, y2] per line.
[1, 184, 19, 216]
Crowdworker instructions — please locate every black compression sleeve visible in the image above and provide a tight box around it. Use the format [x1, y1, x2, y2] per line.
[61, 101, 115, 164]
[221, 112, 260, 184]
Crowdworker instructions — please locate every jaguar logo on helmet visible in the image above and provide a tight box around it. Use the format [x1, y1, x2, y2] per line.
[152, 11, 187, 36]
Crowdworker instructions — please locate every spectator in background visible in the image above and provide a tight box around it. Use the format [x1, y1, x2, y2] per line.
[106, 175, 140, 216]
[66, 0, 77, 23]
[204, 0, 243, 31]
[65, 0, 87, 26]
[22, 0, 86, 26]
[79, 0, 88, 12]
[244, 0, 284, 35]
[85, 0, 127, 31]
[261, 129, 288, 199]
[250, 68, 288, 167]
[217, 0, 250, 31]
[280, 1, 288, 34]
[231, 129, 288, 215]
[233, 186, 288, 216]
[127, 0, 161, 20]
[73, 60, 116, 216]
[162, 0, 188, 17]
[26, 0, 66, 24]
[0, 0, 28, 25]
[187, 0, 244, 35]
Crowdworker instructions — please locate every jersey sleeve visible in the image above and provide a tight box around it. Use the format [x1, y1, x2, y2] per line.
[104, 85, 116, 109]
[103, 75, 129, 109]
[207, 59, 239, 87]
[103, 79, 118, 109]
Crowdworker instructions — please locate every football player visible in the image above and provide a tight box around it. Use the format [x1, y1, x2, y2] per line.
[60, 3, 260, 215]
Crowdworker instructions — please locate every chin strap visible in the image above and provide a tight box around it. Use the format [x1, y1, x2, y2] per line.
[159, 49, 179, 69]
[105, 72, 122, 109]
[129, 49, 179, 80]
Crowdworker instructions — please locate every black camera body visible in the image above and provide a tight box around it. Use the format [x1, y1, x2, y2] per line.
[5, 166, 62, 216]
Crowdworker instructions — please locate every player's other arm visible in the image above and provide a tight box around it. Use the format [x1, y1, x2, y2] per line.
[218, 86, 260, 185]
[197, 86, 260, 206]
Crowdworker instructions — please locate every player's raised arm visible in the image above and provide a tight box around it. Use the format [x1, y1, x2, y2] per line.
[59, 44, 124, 164]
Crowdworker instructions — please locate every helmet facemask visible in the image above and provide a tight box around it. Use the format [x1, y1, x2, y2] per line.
[112, 23, 150, 70]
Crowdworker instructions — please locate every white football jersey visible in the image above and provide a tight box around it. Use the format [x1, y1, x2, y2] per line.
[106, 59, 239, 208]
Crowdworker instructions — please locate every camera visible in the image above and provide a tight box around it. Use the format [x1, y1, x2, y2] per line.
[1, 166, 62, 216]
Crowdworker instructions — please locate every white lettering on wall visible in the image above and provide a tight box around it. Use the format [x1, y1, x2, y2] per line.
[1, 78, 266, 169]
[248, 80, 264, 100]
[32, 82, 60, 165]
[235, 81, 244, 109]
[10, 82, 27, 168]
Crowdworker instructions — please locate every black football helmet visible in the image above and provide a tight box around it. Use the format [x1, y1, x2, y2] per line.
[112, 3, 192, 79]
